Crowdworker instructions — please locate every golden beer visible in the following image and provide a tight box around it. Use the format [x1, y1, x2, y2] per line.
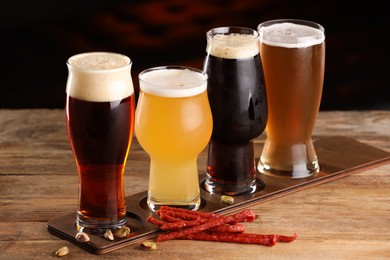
[257, 19, 325, 178]
[135, 66, 212, 211]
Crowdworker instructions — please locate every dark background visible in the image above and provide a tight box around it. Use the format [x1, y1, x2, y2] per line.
[1, 0, 389, 110]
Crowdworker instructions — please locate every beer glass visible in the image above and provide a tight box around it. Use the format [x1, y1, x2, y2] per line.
[257, 19, 325, 178]
[66, 52, 135, 232]
[135, 66, 212, 212]
[203, 27, 268, 195]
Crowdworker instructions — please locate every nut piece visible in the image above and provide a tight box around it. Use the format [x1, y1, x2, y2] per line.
[220, 195, 234, 205]
[104, 229, 114, 241]
[75, 231, 90, 243]
[114, 226, 131, 238]
[141, 241, 157, 251]
[55, 246, 69, 257]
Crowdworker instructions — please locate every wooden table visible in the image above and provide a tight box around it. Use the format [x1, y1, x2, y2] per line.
[1, 110, 389, 259]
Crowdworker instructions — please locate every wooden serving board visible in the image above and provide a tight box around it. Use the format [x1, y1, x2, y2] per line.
[47, 136, 390, 254]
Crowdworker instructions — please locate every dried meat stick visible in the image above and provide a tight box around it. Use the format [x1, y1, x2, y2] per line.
[160, 209, 245, 233]
[159, 217, 208, 230]
[242, 232, 298, 243]
[148, 215, 245, 233]
[157, 209, 256, 242]
[159, 209, 245, 232]
[160, 209, 255, 231]
[210, 223, 245, 233]
[158, 206, 220, 219]
[276, 232, 298, 242]
[158, 210, 201, 220]
[154, 212, 210, 230]
[183, 231, 277, 247]
[147, 216, 167, 227]
[158, 212, 183, 222]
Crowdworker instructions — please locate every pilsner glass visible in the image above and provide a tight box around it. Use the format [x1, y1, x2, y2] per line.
[135, 66, 213, 212]
[257, 19, 325, 178]
[203, 26, 268, 195]
[66, 52, 135, 232]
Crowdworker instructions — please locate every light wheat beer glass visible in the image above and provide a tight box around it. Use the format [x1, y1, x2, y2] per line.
[66, 52, 135, 232]
[257, 19, 325, 178]
[135, 66, 212, 212]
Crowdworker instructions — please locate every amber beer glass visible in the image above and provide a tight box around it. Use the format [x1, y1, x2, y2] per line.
[257, 19, 325, 178]
[135, 66, 212, 212]
[66, 52, 135, 231]
[203, 27, 267, 195]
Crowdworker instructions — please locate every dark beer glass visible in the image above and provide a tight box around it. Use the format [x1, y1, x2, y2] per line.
[66, 52, 135, 232]
[203, 27, 267, 195]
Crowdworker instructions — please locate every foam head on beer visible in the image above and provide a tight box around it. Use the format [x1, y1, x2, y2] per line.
[206, 33, 259, 59]
[139, 67, 207, 98]
[259, 22, 325, 48]
[66, 52, 134, 102]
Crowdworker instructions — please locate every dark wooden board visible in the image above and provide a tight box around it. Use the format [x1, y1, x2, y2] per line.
[47, 136, 390, 254]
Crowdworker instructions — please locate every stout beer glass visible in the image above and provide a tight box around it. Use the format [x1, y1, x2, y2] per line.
[66, 52, 135, 232]
[203, 27, 267, 195]
[135, 66, 212, 211]
[257, 19, 325, 178]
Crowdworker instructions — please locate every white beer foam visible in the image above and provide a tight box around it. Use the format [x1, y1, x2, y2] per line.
[259, 22, 325, 48]
[66, 52, 134, 102]
[139, 68, 207, 98]
[207, 33, 259, 59]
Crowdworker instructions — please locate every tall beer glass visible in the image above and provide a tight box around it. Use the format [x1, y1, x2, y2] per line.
[66, 52, 135, 231]
[203, 27, 268, 195]
[257, 19, 325, 178]
[135, 66, 212, 212]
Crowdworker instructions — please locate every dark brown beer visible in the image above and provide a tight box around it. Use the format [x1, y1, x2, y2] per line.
[66, 96, 134, 222]
[205, 54, 267, 142]
[65, 52, 134, 230]
[203, 27, 267, 195]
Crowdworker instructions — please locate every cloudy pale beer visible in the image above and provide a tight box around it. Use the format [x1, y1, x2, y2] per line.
[257, 20, 325, 178]
[135, 66, 212, 211]
[66, 52, 135, 230]
[203, 27, 267, 195]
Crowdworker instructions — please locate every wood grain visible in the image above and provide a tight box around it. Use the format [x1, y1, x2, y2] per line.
[0, 109, 389, 259]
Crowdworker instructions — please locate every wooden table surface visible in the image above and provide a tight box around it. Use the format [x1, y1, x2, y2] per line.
[0, 109, 389, 259]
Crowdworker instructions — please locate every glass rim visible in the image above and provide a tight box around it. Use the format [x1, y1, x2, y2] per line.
[206, 26, 259, 41]
[257, 19, 325, 48]
[67, 52, 132, 73]
[257, 18, 325, 34]
[138, 65, 208, 98]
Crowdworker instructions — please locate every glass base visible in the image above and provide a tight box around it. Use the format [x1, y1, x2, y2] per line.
[204, 177, 257, 195]
[258, 159, 319, 179]
[76, 212, 127, 234]
[146, 195, 201, 212]
[258, 139, 320, 179]
[205, 140, 257, 195]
